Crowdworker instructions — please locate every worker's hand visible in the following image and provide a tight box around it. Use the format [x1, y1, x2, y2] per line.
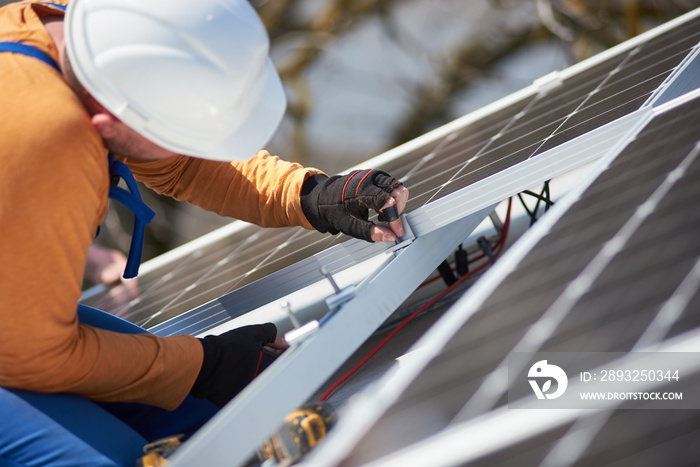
[191, 323, 288, 408]
[84, 245, 128, 284]
[300, 170, 409, 243]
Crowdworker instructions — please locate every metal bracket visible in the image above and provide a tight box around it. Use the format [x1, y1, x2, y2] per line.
[282, 265, 359, 344]
[284, 321, 319, 345]
[321, 266, 357, 320]
[282, 301, 319, 345]
[533, 70, 563, 95]
[385, 214, 416, 255]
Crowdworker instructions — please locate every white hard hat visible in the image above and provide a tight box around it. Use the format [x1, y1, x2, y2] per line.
[65, 0, 286, 161]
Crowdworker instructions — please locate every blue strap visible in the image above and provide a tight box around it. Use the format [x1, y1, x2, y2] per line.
[0, 41, 61, 73]
[35, 2, 67, 10]
[0, 3, 66, 72]
[107, 154, 156, 279]
[19, 1, 67, 10]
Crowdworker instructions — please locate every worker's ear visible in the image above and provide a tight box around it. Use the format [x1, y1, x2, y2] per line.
[91, 112, 119, 139]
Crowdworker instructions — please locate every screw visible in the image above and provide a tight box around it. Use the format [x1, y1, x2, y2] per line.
[282, 300, 301, 329]
[320, 266, 341, 294]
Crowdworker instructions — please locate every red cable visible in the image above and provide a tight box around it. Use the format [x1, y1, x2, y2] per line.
[319, 198, 512, 402]
[252, 350, 263, 380]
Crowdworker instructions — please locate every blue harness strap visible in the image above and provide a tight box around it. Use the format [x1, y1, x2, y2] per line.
[21, 1, 67, 10]
[0, 41, 61, 72]
[36, 2, 67, 8]
[0, 3, 66, 72]
[107, 154, 156, 279]
[0, 3, 65, 72]
[0, 32, 155, 279]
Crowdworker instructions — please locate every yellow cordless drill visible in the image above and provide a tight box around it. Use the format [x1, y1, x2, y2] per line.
[252, 402, 337, 465]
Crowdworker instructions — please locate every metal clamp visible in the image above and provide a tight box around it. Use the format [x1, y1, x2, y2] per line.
[283, 300, 319, 345]
[385, 214, 416, 255]
[321, 266, 356, 311]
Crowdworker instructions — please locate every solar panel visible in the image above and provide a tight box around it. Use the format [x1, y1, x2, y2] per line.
[81, 8, 698, 340]
[310, 70, 700, 467]
[164, 11, 700, 465]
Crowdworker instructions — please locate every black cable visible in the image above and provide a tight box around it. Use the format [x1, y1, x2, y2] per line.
[436, 260, 457, 286]
[519, 180, 553, 226]
[455, 244, 469, 276]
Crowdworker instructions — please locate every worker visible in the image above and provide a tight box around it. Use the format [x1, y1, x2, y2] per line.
[0, 0, 409, 465]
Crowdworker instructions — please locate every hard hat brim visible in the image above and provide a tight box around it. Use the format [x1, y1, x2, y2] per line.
[200, 60, 287, 162]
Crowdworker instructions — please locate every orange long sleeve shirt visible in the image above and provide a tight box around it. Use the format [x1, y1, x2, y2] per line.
[0, 0, 323, 410]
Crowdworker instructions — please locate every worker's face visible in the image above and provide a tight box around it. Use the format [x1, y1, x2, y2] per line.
[91, 113, 177, 161]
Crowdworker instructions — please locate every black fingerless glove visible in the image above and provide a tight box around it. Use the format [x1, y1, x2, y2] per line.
[300, 169, 403, 242]
[191, 323, 279, 408]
